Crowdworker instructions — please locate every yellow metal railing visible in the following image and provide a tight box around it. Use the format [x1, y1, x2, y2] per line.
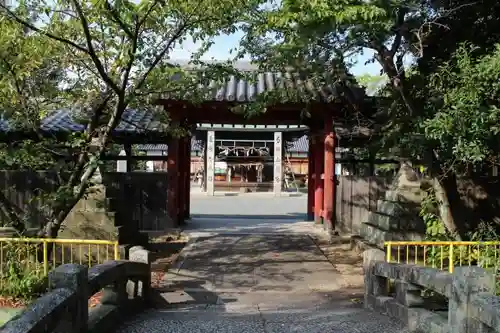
[0, 238, 119, 285]
[385, 241, 500, 274]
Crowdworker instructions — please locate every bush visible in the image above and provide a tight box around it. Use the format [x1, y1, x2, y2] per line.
[0, 241, 47, 301]
[421, 189, 500, 293]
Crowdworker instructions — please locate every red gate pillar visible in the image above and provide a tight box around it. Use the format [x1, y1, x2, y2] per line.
[183, 136, 192, 221]
[167, 137, 180, 226]
[307, 135, 315, 221]
[323, 118, 336, 230]
[313, 133, 324, 224]
[178, 137, 187, 224]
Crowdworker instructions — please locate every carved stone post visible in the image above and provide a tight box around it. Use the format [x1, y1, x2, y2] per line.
[273, 131, 283, 196]
[363, 249, 388, 310]
[206, 130, 215, 195]
[49, 264, 88, 333]
[128, 246, 152, 302]
[449, 266, 495, 333]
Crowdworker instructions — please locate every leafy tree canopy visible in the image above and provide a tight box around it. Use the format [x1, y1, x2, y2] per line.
[0, 0, 259, 237]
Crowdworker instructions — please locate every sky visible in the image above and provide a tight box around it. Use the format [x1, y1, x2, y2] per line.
[169, 31, 382, 77]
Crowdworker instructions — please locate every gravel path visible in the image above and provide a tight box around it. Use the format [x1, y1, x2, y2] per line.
[114, 195, 409, 333]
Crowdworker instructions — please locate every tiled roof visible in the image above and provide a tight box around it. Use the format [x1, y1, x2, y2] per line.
[137, 136, 310, 153]
[135, 144, 169, 151]
[164, 72, 365, 103]
[0, 109, 167, 134]
[287, 135, 308, 152]
[162, 61, 365, 103]
[135, 138, 203, 152]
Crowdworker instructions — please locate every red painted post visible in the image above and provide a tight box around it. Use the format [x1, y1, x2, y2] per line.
[323, 118, 335, 230]
[307, 135, 315, 221]
[178, 137, 186, 224]
[184, 136, 191, 221]
[167, 138, 180, 226]
[313, 134, 324, 224]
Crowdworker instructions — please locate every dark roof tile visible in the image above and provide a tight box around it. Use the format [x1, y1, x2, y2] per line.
[287, 135, 308, 152]
[164, 71, 365, 103]
[135, 138, 203, 152]
[136, 136, 310, 153]
[1, 109, 166, 134]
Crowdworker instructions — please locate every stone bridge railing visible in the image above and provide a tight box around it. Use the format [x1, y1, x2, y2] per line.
[2, 246, 152, 333]
[364, 249, 500, 333]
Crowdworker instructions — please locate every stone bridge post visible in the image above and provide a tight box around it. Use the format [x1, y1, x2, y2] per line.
[449, 266, 495, 333]
[363, 248, 387, 309]
[49, 264, 88, 333]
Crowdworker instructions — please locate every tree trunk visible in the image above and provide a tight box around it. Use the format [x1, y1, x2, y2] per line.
[377, 51, 465, 240]
[431, 175, 463, 240]
[39, 97, 123, 239]
[0, 191, 26, 235]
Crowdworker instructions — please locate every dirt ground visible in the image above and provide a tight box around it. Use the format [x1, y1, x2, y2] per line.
[310, 235, 364, 302]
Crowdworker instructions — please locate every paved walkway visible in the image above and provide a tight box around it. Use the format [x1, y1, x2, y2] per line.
[115, 196, 409, 333]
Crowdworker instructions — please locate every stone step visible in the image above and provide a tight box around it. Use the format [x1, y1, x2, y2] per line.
[360, 223, 423, 248]
[385, 188, 423, 203]
[377, 198, 421, 209]
[370, 200, 424, 231]
[367, 211, 399, 230]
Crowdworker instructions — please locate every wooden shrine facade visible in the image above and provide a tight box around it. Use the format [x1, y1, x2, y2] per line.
[192, 125, 307, 194]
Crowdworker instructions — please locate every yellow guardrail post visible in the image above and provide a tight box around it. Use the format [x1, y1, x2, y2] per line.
[43, 241, 49, 276]
[449, 243, 454, 273]
[386, 242, 392, 263]
[0, 237, 119, 278]
[114, 242, 119, 260]
[385, 242, 392, 291]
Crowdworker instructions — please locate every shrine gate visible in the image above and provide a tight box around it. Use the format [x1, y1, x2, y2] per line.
[156, 67, 375, 232]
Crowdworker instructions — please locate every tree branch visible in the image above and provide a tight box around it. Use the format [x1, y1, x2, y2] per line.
[137, 0, 161, 28]
[133, 22, 188, 92]
[69, 0, 121, 93]
[389, 8, 408, 57]
[0, 3, 89, 54]
[0, 190, 26, 234]
[121, 20, 140, 92]
[104, 0, 134, 39]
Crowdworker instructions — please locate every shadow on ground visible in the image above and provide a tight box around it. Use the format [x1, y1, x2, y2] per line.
[114, 232, 409, 333]
[163, 234, 340, 292]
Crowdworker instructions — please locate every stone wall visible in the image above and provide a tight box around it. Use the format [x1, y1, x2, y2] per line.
[359, 164, 425, 248]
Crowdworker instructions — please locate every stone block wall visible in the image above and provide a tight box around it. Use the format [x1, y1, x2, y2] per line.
[360, 164, 425, 248]
[59, 185, 118, 240]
